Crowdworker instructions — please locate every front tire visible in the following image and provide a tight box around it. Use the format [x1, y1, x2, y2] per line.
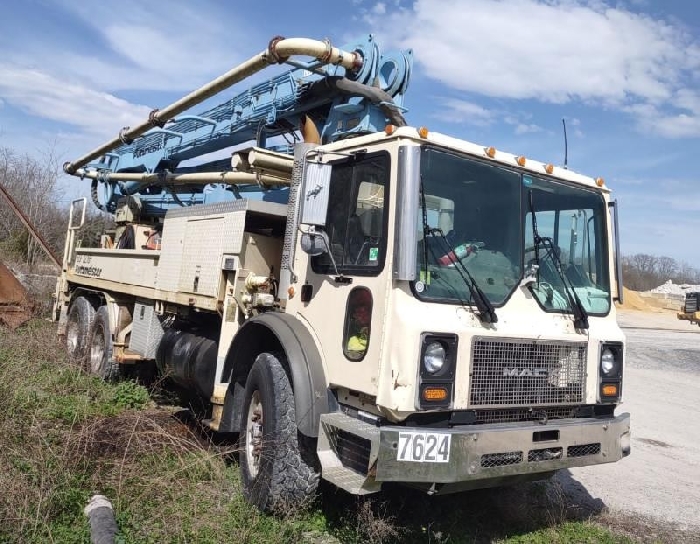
[239, 352, 320, 513]
[88, 306, 120, 381]
[65, 296, 95, 362]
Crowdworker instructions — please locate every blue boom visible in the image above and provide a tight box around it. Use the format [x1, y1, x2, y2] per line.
[81, 35, 412, 216]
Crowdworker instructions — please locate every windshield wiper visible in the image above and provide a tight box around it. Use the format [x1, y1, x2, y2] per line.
[427, 226, 498, 324]
[528, 190, 588, 329]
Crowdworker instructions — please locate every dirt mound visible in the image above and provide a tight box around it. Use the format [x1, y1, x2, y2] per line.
[0, 261, 33, 329]
[616, 287, 654, 312]
[69, 409, 210, 461]
[616, 287, 678, 313]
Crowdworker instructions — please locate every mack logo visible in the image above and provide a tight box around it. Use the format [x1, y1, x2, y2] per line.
[503, 368, 548, 378]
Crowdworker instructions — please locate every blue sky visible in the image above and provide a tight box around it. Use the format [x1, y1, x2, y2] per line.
[1, 0, 699, 268]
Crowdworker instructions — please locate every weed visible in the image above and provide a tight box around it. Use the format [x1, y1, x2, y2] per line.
[110, 381, 151, 410]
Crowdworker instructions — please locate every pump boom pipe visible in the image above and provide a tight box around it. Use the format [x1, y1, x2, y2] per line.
[63, 37, 362, 175]
[74, 169, 288, 187]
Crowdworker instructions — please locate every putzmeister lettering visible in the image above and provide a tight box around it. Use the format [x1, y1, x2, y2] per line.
[76, 265, 102, 278]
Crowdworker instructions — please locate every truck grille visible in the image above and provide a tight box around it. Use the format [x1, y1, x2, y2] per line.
[685, 293, 699, 313]
[470, 338, 586, 408]
[474, 406, 578, 424]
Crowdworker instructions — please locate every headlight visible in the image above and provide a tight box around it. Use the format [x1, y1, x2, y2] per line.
[423, 342, 446, 374]
[601, 348, 617, 375]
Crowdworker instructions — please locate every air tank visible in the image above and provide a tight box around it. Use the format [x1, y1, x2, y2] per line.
[156, 328, 218, 399]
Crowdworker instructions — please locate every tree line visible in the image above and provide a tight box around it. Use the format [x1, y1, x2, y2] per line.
[621, 254, 700, 292]
[0, 146, 109, 269]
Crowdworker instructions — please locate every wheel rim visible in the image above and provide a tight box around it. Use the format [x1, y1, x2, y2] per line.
[90, 324, 105, 375]
[245, 390, 263, 478]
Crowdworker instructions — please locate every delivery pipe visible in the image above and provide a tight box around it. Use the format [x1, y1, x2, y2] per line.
[248, 148, 294, 174]
[63, 37, 362, 176]
[75, 168, 288, 187]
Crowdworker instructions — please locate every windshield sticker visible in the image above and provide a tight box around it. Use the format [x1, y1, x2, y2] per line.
[415, 281, 425, 293]
[369, 247, 379, 261]
[523, 175, 533, 186]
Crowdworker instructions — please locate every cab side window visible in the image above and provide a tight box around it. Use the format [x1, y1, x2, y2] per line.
[311, 152, 390, 276]
[343, 287, 373, 361]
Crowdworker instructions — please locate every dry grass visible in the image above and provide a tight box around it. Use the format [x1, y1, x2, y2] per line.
[0, 320, 310, 543]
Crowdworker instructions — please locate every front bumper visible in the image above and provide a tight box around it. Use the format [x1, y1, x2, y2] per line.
[677, 311, 700, 322]
[375, 413, 630, 484]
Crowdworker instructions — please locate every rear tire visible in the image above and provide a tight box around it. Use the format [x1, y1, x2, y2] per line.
[239, 352, 320, 513]
[87, 306, 120, 381]
[65, 296, 95, 362]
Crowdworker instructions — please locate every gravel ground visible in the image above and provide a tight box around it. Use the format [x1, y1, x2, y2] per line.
[558, 308, 700, 539]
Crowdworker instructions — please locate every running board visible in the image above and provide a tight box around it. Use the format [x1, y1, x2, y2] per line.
[317, 412, 382, 495]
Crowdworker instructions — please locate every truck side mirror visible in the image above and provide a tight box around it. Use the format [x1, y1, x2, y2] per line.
[300, 160, 332, 226]
[608, 200, 623, 304]
[300, 227, 330, 256]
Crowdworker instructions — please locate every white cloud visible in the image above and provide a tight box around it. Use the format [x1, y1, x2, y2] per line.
[0, 64, 150, 137]
[432, 98, 496, 126]
[504, 114, 543, 135]
[625, 102, 700, 138]
[0, 0, 273, 156]
[372, 2, 387, 14]
[7, 0, 260, 93]
[514, 123, 543, 135]
[365, 0, 700, 136]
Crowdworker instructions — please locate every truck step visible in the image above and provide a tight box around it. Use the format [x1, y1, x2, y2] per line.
[317, 412, 381, 495]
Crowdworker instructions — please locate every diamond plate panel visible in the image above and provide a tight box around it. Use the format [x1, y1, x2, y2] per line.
[165, 200, 249, 219]
[156, 216, 187, 292]
[156, 204, 247, 296]
[129, 301, 164, 358]
[178, 212, 246, 297]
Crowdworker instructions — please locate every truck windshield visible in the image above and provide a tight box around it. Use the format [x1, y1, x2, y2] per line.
[414, 148, 611, 315]
[415, 148, 523, 306]
[525, 174, 611, 315]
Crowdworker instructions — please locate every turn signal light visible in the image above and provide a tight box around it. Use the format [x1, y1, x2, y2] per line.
[385, 124, 396, 135]
[595, 177, 605, 187]
[545, 163, 554, 174]
[418, 126, 429, 138]
[485, 146, 496, 158]
[601, 384, 618, 397]
[516, 155, 527, 167]
[287, 286, 295, 299]
[422, 387, 448, 402]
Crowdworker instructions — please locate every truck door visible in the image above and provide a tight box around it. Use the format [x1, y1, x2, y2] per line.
[296, 151, 391, 395]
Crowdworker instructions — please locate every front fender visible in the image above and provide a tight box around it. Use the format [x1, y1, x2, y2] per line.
[220, 312, 330, 437]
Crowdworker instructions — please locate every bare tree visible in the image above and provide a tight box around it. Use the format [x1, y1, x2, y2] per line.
[0, 146, 66, 267]
[622, 253, 700, 291]
[656, 256, 677, 282]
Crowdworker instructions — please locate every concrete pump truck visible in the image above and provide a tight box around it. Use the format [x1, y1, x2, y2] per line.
[54, 35, 630, 512]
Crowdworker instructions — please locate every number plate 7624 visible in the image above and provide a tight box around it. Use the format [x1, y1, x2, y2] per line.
[397, 432, 451, 463]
